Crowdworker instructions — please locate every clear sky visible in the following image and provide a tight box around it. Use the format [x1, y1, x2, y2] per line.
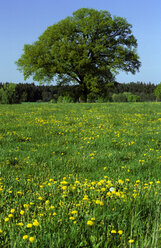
[1, 0, 161, 85]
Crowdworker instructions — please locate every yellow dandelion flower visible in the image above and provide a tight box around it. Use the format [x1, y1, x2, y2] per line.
[95, 199, 100, 204]
[87, 220, 94, 226]
[23, 235, 28, 240]
[17, 222, 24, 226]
[8, 214, 13, 218]
[101, 187, 106, 192]
[29, 237, 35, 243]
[118, 179, 124, 184]
[128, 239, 134, 243]
[23, 204, 29, 208]
[83, 195, 88, 200]
[50, 205, 55, 209]
[52, 212, 57, 216]
[75, 180, 80, 184]
[99, 201, 104, 206]
[4, 217, 9, 222]
[33, 220, 39, 226]
[91, 218, 95, 221]
[71, 210, 78, 214]
[0, 229, 2, 234]
[60, 181, 68, 185]
[20, 210, 25, 215]
[115, 192, 121, 197]
[17, 191, 23, 195]
[61, 186, 67, 190]
[10, 209, 15, 213]
[111, 230, 117, 234]
[69, 216, 75, 220]
[27, 223, 33, 228]
[118, 230, 123, 235]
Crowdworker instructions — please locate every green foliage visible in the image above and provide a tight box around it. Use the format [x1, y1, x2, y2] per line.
[112, 93, 127, 102]
[0, 88, 7, 103]
[50, 99, 57, 103]
[79, 95, 86, 103]
[127, 94, 141, 102]
[112, 92, 141, 102]
[16, 8, 141, 101]
[0, 82, 156, 103]
[87, 92, 98, 103]
[0, 83, 20, 104]
[154, 83, 161, 101]
[57, 95, 63, 103]
[62, 95, 74, 103]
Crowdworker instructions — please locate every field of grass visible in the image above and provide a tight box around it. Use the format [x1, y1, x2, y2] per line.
[0, 102, 161, 247]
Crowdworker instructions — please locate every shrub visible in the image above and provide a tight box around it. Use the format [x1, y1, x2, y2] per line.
[112, 93, 127, 102]
[50, 99, 57, 103]
[87, 93, 98, 103]
[128, 94, 141, 102]
[57, 96, 63, 103]
[0, 83, 21, 104]
[62, 95, 74, 103]
[79, 95, 86, 103]
[95, 96, 110, 103]
[154, 83, 161, 101]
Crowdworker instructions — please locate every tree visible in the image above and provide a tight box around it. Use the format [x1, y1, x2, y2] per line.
[0, 83, 20, 104]
[16, 8, 141, 101]
[154, 83, 161, 101]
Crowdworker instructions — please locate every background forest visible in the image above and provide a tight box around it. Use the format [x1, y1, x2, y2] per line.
[0, 82, 157, 104]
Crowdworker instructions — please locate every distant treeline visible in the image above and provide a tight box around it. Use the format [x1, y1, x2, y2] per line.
[0, 81, 157, 103]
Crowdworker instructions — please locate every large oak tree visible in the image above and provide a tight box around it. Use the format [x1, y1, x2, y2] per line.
[16, 8, 141, 101]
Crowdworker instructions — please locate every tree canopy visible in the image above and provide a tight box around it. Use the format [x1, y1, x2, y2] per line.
[16, 8, 141, 101]
[154, 83, 161, 101]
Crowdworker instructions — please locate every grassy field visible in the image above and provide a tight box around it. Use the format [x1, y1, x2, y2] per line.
[0, 102, 161, 247]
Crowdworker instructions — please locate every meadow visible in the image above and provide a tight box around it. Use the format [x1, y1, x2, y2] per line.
[0, 102, 161, 247]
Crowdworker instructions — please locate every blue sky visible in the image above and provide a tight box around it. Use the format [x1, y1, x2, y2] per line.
[1, 0, 161, 84]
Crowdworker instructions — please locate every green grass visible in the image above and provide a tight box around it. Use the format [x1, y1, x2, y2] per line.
[0, 102, 161, 247]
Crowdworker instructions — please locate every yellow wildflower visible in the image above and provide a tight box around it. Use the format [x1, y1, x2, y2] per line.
[29, 237, 35, 243]
[8, 214, 13, 218]
[128, 239, 134, 243]
[71, 210, 78, 214]
[23, 235, 28, 240]
[20, 210, 25, 215]
[33, 220, 39, 226]
[87, 220, 94, 226]
[69, 216, 75, 220]
[17, 222, 24, 226]
[27, 223, 33, 228]
[91, 218, 95, 221]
